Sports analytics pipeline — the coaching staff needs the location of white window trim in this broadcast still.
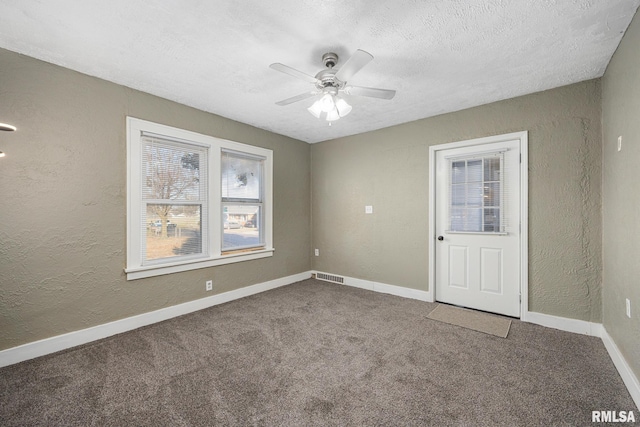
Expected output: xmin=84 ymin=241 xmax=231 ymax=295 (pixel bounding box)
xmin=125 ymin=117 xmax=273 ymax=280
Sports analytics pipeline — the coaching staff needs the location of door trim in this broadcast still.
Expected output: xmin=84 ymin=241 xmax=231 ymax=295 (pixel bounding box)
xmin=428 ymin=131 xmax=528 ymax=319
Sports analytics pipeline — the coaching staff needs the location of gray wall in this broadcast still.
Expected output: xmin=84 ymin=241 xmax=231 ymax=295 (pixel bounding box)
xmin=602 ymin=10 xmax=640 ymax=378
xmin=312 ymin=80 xmax=602 ymax=323
xmin=0 ymin=48 xmax=311 ymax=351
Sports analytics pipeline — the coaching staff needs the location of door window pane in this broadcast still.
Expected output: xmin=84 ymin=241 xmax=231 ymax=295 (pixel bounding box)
xmin=451 ymin=208 xmax=465 ymax=231
xmin=451 ymin=183 xmax=465 ymax=206
xmin=484 ymin=183 xmax=500 ymax=207
xmin=452 ymin=161 xmax=466 ymax=183
xmin=466 ymin=160 xmax=483 ymax=182
xmin=465 ymin=208 xmax=482 ymax=232
xmin=483 ymin=208 xmax=501 ymax=232
xmin=449 ymin=153 xmax=504 ymax=233
xmin=466 ymin=183 xmax=483 ymax=207
xmin=484 ymin=157 xmax=501 ymax=181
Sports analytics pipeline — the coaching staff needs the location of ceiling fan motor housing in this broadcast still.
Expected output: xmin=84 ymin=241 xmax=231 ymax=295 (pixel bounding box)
xmin=322 ymin=52 xmax=338 ymax=68
xmin=316 ymin=52 xmax=344 ymax=90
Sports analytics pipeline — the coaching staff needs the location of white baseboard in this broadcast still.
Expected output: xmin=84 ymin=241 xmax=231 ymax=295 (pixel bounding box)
xmin=313 ymin=271 xmax=432 ymax=302
xmin=0 ymin=271 xmax=312 ymax=368
xmin=602 ymin=328 xmax=640 ymax=410
xmin=523 ymin=310 xmax=603 ymax=337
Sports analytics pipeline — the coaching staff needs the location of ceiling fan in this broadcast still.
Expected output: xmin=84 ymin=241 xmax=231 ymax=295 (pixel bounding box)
xmin=270 ymin=49 xmax=396 ymax=122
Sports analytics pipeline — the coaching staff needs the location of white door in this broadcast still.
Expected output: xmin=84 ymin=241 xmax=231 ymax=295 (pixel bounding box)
xmin=434 ymin=138 xmax=521 ymax=317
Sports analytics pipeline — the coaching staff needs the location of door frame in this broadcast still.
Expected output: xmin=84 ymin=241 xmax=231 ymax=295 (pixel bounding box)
xmin=428 ymin=131 xmax=529 ymax=319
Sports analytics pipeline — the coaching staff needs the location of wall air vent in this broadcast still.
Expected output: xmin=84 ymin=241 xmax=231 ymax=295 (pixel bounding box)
xmin=315 ymin=272 xmax=345 ymax=284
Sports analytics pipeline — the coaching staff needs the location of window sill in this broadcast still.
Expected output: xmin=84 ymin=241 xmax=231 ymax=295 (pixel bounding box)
xmin=125 ymin=248 xmax=274 ymax=280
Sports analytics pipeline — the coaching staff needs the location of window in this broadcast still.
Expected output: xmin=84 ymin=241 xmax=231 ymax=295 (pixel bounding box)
xmin=222 ymin=151 xmax=265 ymax=251
xmin=142 ymin=136 xmax=207 ymax=263
xmin=126 ymin=118 xmax=273 ymax=280
xmin=448 ymin=151 xmax=505 ymax=233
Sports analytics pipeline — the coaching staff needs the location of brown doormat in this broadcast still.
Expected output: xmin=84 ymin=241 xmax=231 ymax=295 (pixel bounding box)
xmin=427 ymin=304 xmax=512 ymax=338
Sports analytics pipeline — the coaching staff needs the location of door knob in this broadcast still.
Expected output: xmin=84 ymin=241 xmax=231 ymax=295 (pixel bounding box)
xmin=437 ymin=236 xmax=444 ymax=241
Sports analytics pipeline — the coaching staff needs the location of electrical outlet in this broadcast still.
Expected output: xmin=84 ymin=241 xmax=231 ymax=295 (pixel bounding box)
xmin=365 ymin=205 xmax=373 ymax=214
xmin=314 ymin=249 xmax=319 ymax=256
xmin=206 ymin=280 xmax=213 ymax=291
xmin=626 ymin=298 xmax=631 ymax=318
xmin=617 ymin=136 xmax=622 ymax=152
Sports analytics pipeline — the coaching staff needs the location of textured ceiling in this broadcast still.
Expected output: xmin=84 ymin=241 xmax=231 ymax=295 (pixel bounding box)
xmin=1 ymin=0 xmax=638 ymax=143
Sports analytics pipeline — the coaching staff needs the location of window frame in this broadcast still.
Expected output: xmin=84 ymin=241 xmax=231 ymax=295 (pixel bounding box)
xmin=126 ymin=117 xmax=273 ymax=280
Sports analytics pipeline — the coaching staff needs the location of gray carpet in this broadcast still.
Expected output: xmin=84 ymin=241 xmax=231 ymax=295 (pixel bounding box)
xmin=0 ymin=279 xmax=636 ymax=426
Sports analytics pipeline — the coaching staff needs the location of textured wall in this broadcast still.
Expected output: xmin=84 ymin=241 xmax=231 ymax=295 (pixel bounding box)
xmin=0 ymin=48 xmax=311 ymax=351
xmin=312 ymin=80 xmax=602 ymax=322
xmin=0 ymin=44 xmax=609 ymax=353
xmin=602 ymin=10 xmax=640 ymax=378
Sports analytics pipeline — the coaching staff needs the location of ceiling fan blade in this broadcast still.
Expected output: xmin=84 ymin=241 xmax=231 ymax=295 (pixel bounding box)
xmin=270 ymin=63 xmax=319 ymax=84
xmin=344 ymin=85 xmax=396 ymax=100
xmin=275 ymin=91 xmax=318 ymax=106
xmin=334 ymin=49 xmax=374 ymax=82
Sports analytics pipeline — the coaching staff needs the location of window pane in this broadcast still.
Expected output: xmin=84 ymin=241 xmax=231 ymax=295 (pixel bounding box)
xmin=223 ymin=205 xmax=262 ymax=250
xmin=143 ymin=138 xmax=202 ymax=201
xmin=145 ymin=204 xmax=202 ymax=261
xmin=484 ymin=157 xmax=500 ymax=181
xmin=467 ymin=160 xmax=483 ymax=182
xmin=222 ymin=152 xmax=262 ymax=200
xmin=451 ymin=183 xmax=465 ymax=206
xmin=464 ymin=208 xmax=482 ymax=232
xmin=448 ymin=152 xmax=504 ymax=233
xmin=451 ymin=161 xmax=466 ymax=183
xmin=450 ymin=208 xmax=465 ymax=231
xmin=484 ymin=182 xmax=500 ymax=207
xmin=466 ymin=183 xmax=483 ymax=206
xmin=484 ymin=208 xmax=501 ymax=232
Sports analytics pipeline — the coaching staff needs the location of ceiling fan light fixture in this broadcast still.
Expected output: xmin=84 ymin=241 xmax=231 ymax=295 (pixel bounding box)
xmin=319 ymin=93 xmax=335 ymax=113
xmin=335 ymin=97 xmax=352 ymax=117
xmin=307 ymin=100 xmax=323 ymax=118
xmin=273 ymin=49 xmax=395 ymax=125
xmin=326 ymin=108 xmax=341 ymax=122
